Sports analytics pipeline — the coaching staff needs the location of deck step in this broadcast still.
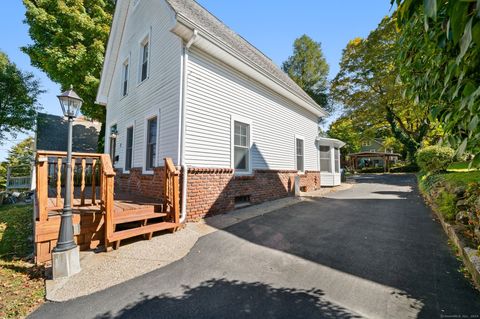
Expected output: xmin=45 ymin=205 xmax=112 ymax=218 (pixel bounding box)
xmin=113 ymin=211 xmax=168 ymax=225
xmin=109 ymin=222 xmax=179 ymax=242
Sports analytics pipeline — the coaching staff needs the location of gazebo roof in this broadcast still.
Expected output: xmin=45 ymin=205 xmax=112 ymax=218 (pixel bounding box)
xmin=348 ymin=151 xmax=402 ymax=158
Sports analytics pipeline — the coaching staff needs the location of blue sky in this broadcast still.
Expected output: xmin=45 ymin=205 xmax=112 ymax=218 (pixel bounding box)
xmin=0 ymin=0 xmax=393 ymax=160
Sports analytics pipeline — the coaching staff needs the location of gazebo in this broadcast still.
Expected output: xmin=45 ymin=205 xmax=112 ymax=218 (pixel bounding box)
xmin=348 ymin=151 xmax=401 ymax=173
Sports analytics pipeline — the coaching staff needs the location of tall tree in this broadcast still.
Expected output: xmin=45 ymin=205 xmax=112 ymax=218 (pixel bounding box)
xmin=393 ymin=0 xmax=480 ymax=159
xmin=331 ymin=16 xmax=435 ymax=161
xmin=0 ymin=51 xmax=42 ymax=142
xmin=0 ymin=137 xmax=34 ymax=189
xmin=282 ymin=35 xmax=331 ymax=113
xmin=327 ymin=116 xmax=362 ymax=160
xmin=22 ymin=0 xmax=115 ymax=124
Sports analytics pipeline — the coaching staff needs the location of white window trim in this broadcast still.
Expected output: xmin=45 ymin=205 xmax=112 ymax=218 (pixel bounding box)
xmin=294 ymin=135 xmax=305 ymax=174
xmin=121 ymin=56 xmax=130 ymax=98
xmin=137 ymin=28 xmax=151 ymax=85
xmin=124 ymin=122 xmax=135 ymax=174
xmin=231 ymin=114 xmax=253 ymax=175
xmin=143 ymin=111 xmax=159 ymax=174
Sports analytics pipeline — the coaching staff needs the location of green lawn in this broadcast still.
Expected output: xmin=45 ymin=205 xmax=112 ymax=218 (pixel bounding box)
xmin=448 ymin=161 xmax=480 ymax=172
xmin=0 ymin=204 xmax=45 ymax=319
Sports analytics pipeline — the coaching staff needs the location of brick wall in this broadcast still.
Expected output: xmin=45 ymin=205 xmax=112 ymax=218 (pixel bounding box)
xmin=115 ymin=166 xmax=320 ymax=221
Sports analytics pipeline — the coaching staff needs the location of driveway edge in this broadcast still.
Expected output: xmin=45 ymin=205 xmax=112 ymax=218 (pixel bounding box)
xmin=421 ymin=193 xmax=480 ymax=290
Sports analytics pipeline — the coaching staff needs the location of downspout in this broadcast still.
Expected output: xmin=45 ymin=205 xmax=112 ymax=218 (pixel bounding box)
xmin=179 ymin=29 xmax=199 ymax=223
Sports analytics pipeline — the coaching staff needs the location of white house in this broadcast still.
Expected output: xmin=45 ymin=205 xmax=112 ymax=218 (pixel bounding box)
xmin=96 ymin=0 xmax=338 ymax=220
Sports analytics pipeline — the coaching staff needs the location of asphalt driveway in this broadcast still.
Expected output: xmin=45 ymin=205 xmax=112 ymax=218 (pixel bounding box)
xmin=30 ymin=174 xmax=480 ymax=318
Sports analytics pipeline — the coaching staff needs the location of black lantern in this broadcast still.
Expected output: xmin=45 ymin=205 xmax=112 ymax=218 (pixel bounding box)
xmin=57 ymin=85 xmax=83 ymax=118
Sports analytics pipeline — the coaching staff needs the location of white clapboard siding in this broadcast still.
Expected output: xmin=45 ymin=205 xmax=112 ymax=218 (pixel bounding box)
xmin=105 ymin=0 xmax=182 ymax=172
xmin=185 ymin=48 xmax=320 ymax=171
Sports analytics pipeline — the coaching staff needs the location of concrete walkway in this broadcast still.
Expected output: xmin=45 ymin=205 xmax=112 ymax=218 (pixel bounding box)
xmin=31 ymin=175 xmax=480 ymax=318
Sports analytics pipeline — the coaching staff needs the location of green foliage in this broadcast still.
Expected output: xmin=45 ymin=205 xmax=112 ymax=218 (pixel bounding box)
xmin=0 ymin=51 xmax=42 ymax=142
xmin=327 ymin=116 xmax=361 ymax=157
xmin=22 ymin=0 xmax=115 ymax=123
xmin=282 ymin=35 xmax=331 ymax=113
xmin=437 ymin=190 xmax=457 ymax=221
xmin=0 ymin=205 xmax=45 ymax=318
xmin=393 ymin=0 xmax=480 ymax=161
xmin=390 ymin=163 xmax=419 ymax=173
xmin=416 ymin=145 xmax=455 ymax=173
xmin=5 ymin=137 xmax=34 ymax=177
xmin=331 ymin=17 xmax=437 ymax=161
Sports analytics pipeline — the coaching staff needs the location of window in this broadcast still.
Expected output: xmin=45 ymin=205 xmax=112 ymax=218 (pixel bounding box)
xmin=362 ymin=141 xmax=371 ymax=147
xmin=320 ymin=146 xmax=331 ymax=173
xmin=122 ymin=60 xmax=129 ymax=96
xmin=140 ymin=40 xmax=149 ymax=82
xmin=125 ymin=126 xmax=133 ymax=171
xmin=146 ymin=117 xmax=157 ymax=170
xmin=233 ymin=121 xmax=250 ymax=172
xmin=295 ymin=138 xmax=304 ymax=172
xmin=334 ymin=147 xmax=340 ymax=173
xmin=109 ymin=124 xmax=118 ymax=165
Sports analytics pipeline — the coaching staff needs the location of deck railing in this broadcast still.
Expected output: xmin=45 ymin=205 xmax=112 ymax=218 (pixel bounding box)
xmin=163 ymin=158 xmax=180 ymax=223
xmin=35 ymin=150 xmax=115 ymax=222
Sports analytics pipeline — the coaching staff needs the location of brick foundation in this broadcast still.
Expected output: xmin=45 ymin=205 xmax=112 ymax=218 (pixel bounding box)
xmin=115 ymin=167 xmax=320 ymax=221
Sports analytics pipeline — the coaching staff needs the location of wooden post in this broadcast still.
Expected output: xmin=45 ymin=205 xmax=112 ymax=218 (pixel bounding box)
xmin=81 ymin=158 xmax=86 ymax=206
xmin=91 ymin=159 xmax=97 ymax=205
xmin=104 ymin=175 xmax=114 ymax=252
xmin=56 ymin=158 xmax=62 ymax=207
xmin=36 ymin=156 xmax=49 ymax=222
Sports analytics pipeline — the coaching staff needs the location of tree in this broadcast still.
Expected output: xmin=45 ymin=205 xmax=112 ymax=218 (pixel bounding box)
xmin=282 ymin=35 xmax=331 ymax=113
xmin=0 ymin=51 xmax=42 ymax=142
xmin=327 ymin=116 xmax=361 ymax=160
xmin=0 ymin=137 xmax=34 ymax=190
xmin=331 ymin=16 xmax=435 ymax=162
xmin=392 ymin=0 xmax=480 ymax=160
xmin=22 ymin=0 xmax=115 ymax=125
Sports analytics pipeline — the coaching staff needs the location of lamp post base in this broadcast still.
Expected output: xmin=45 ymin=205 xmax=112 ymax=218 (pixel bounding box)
xmin=52 ymin=246 xmax=81 ymax=279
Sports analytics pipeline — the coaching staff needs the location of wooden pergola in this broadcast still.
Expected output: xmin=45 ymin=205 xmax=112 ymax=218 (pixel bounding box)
xmin=348 ymin=151 xmax=401 ymax=173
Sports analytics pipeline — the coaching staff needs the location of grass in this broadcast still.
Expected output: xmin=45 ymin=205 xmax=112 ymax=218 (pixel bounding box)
xmin=448 ymin=161 xmax=480 ymax=172
xmin=0 ymin=204 xmax=45 ymax=319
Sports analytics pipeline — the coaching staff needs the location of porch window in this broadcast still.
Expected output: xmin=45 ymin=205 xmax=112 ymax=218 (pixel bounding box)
xmin=122 ymin=60 xmax=129 ymax=96
xmin=334 ymin=147 xmax=340 ymax=173
xmin=320 ymin=146 xmax=331 ymax=173
xmin=146 ymin=117 xmax=157 ymax=170
xmin=125 ymin=126 xmax=133 ymax=171
xmin=233 ymin=121 xmax=250 ymax=172
xmin=296 ymin=138 xmax=304 ymax=172
xmin=140 ymin=39 xmax=149 ymax=82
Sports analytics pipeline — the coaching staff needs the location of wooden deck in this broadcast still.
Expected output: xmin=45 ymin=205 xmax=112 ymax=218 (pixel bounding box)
xmin=34 ymin=152 xmax=181 ymax=264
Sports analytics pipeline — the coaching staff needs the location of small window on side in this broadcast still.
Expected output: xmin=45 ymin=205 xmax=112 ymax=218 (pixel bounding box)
xmin=125 ymin=126 xmax=134 ymax=171
xmin=320 ymin=146 xmax=331 ymax=173
xmin=296 ymin=138 xmax=304 ymax=172
xmin=122 ymin=60 xmax=129 ymax=96
xmin=146 ymin=117 xmax=157 ymax=170
xmin=233 ymin=121 xmax=250 ymax=172
xmin=140 ymin=40 xmax=149 ymax=82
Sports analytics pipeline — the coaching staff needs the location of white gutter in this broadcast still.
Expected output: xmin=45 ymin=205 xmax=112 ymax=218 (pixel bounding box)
xmin=179 ymin=29 xmax=199 ymax=223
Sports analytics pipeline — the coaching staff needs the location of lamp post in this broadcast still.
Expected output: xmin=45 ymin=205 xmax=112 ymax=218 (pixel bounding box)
xmin=52 ymin=85 xmax=83 ymax=279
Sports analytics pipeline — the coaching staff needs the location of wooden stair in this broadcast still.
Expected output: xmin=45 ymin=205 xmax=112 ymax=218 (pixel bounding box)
xmin=102 ymin=157 xmax=181 ymax=252
xmin=108 ymin=204 xmax=178 ymax=250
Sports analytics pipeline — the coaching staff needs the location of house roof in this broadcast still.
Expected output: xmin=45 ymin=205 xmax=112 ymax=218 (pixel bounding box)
xmin=35 ymin=113 xmax=101 ymax=153
xmin=165 ymin=0 xmax=324 ymax=114
xmin=97 ymin=0 xmax=326 ymax=116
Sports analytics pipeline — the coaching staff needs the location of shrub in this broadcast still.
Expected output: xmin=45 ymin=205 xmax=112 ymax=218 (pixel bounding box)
xmin=390 ymin=164 xmax=419 ymax=173
xmin=436 ymin=190 xmax=457 ymax=221
xmin=416 ymin=146 xmax=455 ymax=173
